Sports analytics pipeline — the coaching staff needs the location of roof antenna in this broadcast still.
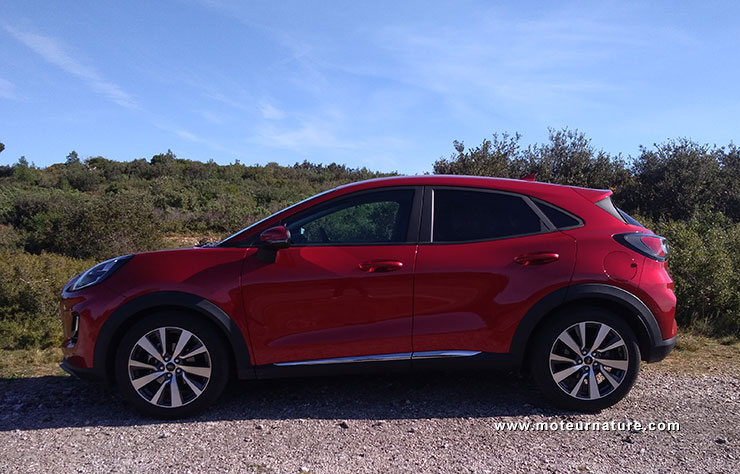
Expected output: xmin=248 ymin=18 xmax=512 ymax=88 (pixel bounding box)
xmin=520 ymin=173 xmax=536 ymax=182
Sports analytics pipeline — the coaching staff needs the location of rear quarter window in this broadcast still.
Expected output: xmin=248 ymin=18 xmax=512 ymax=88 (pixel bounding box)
xmin=533 ymin=200 xmax=583 ymax=230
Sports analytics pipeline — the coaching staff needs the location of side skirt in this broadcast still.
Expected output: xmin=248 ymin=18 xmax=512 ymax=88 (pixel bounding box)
xmin=254 ymin=351 xmax=518 ymax=379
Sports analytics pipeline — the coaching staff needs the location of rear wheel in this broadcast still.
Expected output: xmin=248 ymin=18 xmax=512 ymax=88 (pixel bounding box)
xmin=114 ymin=311 xmax=229 ymax=418
xmin=530 ymin=307 xmax=641 ymax=411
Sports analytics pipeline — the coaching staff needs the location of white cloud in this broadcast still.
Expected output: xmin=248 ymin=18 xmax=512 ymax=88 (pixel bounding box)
xmin=151 ymin=120 xmax=243 ymax=158
xmin=2 ymin=23 xmax=137 ymax=109
xmin=0 ymin=78 xmax=17 ymax=100
xmin=334 ymin=10 xmax=695 ymax=119
xmin=201 ymin=110 xmax=225 ymax=124
xmin=259 ymin=100 xmax=285 ymax=120
xmin=174 ymin=129 xmax=199 ymax=142
xmin=256 ymin=119 xmax=355 ymax=151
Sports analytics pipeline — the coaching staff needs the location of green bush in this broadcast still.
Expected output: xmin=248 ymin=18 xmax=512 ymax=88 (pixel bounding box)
xmin=0 ymin=250 xmax=95 ymax=349
xmin=649 ymin=211 xmax=740 ymax=338
xmin=6 ymin=190 xmax=163 ymax=259
xmin=2 ymin=143 xmax=740 ymax=348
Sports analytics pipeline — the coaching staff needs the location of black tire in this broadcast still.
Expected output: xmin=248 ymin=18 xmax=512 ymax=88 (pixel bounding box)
xmin=114 ymin=311 xmax=230 ymax=418
xmin=530 ymin=306 xmax=641 ymax=412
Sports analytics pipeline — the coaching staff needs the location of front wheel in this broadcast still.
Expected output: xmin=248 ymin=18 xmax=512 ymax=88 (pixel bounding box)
xmin=114 ymin=311 xmax=229 ymax=418
xmin=530 ymin=307 xmax=641 ymax=411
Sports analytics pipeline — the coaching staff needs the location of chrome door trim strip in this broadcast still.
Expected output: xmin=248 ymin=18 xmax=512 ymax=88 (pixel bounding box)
xmin=274 ymin=352 xmax=411 ymax=366
xmin=273 ymin=350 xmax=482 ymax=366
xmin=411 ymin=350 xmax=481 ymax=359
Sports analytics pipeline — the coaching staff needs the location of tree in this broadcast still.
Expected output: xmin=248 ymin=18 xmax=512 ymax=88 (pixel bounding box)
xmin=150 ymin=149 xmax=176 ymax=165
xmin=11 ymin=156 xmax=38 ymax=184
xmin=433 ymin=129 xmax=632 ymax=195
xmin=719 ymin=143 xmax=740 ymax=221
xmin=433 ymin=132 xmax=524 ymax=178
xmin=0 ymin=142 xmax=5 ymax=154
xmin=65 ymin=151 xmax=80 ymax=165
xmin=522 ymin=128 xmax=632 ymax=192
xmin=629 ymin=139 xmax=723 ymax=221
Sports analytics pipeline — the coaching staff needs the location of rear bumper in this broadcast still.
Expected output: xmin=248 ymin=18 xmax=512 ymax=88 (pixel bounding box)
xmin=644 ymin=335 xmax=676 ymax=363
xmin=60 ymin=358 xmax=102 ymax=381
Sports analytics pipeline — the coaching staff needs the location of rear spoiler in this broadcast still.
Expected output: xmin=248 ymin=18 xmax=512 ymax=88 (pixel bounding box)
xmin=573 ymin=187 xmax=612 ymax=202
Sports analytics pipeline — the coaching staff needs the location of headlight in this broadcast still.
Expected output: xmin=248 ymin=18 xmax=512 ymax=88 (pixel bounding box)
xmin=70 ymin=255 xmax=133 ymax=291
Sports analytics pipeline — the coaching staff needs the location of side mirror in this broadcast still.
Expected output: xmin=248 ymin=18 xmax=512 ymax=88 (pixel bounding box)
xmin=259 ymin=225 xmax=291 ymax=249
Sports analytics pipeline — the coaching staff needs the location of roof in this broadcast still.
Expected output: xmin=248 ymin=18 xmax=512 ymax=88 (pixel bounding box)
xmin=334 ymin=174 xmax=609 ymax=199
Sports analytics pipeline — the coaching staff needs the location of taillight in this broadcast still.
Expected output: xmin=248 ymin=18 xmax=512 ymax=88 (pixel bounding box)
xmin=614 ymin=233 xmax=668 ymax=261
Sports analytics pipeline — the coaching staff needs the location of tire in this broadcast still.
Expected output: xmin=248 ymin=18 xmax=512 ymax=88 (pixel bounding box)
xmin=530 ymin=306 xmax=641 ymax=412
xmin=114 ymin=311 xmax=230 ymax=418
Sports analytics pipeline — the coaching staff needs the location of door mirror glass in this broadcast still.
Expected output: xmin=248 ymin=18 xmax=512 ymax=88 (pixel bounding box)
xmin=259 ymin=225 xmax=291 ymax=249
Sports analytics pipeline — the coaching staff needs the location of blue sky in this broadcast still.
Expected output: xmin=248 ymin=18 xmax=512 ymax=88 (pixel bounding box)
xmin=1 ymin=1 xmax=738 ymax=174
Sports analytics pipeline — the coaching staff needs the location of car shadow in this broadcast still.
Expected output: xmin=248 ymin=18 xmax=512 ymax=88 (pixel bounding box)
xmin=0 ymin=370 xmax=568 ymax=431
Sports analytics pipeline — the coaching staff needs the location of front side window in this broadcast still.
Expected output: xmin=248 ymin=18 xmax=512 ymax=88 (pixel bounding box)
xmin=286 ymin=189 xmax=414 ymax=245
xmin=433 ymin=189 xmax=544 ymax=242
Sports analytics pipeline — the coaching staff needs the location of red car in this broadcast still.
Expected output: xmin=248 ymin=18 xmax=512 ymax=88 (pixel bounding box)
xmin=60 ymin=175 xmax=677 ymax=418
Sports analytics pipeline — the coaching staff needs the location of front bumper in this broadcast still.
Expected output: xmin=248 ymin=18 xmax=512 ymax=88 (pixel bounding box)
xmin=60 ymin=358 xmax=102 ymax=381
xmin=60 ymin=283 xmax=125 ymax=375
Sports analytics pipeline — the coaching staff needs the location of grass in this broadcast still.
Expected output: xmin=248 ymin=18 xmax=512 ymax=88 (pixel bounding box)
xmin=2 ymin=332 xmax=738 ymax=380
xmin=161 ymin=233 xmax=224 ymax=248
xmin=650 ymin=332 xmax=740 ymax=377
xmin=0 ymin=347 xmax=66 ymax=378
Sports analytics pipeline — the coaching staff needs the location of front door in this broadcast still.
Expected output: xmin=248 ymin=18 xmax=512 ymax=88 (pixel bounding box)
xmin=241 ymin=188 xmax=420 ymax=366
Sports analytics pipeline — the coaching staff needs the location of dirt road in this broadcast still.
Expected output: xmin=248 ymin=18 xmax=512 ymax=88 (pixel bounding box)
xmin=0 ymin=364 xmax=737 ymax=473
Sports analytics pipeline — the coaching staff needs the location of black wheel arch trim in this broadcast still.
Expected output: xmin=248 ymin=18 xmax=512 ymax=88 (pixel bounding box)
xmin=511 ymin=283 xmax=667 ymax=365
xmin=93 ymin=291 xmax=255 ymax=381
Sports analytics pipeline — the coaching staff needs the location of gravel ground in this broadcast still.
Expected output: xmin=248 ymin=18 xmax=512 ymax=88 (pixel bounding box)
xmin=0 ymin=364 xmax=737 ymax=473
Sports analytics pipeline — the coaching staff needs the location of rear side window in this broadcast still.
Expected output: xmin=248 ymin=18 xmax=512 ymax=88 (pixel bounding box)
xmin=533 ymin=200 xmax=582 ymax=229
xmin=433 ymin=189 xmax=543 ymax=242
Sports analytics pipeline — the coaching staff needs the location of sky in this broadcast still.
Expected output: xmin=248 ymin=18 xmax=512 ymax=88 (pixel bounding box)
xmin=1 ymin=1 xmax=738 ymax=174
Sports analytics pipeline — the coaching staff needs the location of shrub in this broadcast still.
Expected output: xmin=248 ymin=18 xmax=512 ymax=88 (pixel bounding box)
xmin=6 ymin=190 xmax=163 ymax=259
xmin=650 ymin=211 xmax=740 ymax=338
xmin=0 ymin=250 xmax=95 ymax=349
xmin=627 ymin=139 xmax=724 ymax=221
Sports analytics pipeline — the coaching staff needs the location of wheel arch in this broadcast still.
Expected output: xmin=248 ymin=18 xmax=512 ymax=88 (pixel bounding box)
xmin=94 ymin=291 xmax=255 ymax=384
xmin=512 ymin=283 xmax=663 ymax=368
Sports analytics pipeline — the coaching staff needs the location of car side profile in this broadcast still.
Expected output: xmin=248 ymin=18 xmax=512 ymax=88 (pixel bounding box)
xmin=59 ymin=175 xmax=677 ymax=418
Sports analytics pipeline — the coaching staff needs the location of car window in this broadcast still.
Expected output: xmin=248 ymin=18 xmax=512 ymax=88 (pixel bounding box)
xmin=433 ymin=189 xmax=544 ymax=242
xmin=286 ymin=189 xmax=414 ymax=245
xmin=618 ymin=208 xmax=644 ymax=227
xmin=533 ymin=199 xmax=583 ymax=229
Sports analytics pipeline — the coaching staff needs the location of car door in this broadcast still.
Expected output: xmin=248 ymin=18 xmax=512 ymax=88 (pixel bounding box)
xmin=241 ymin=187 xmax=420 ymax=366
xmin=412 ymin=187 xmax=577 ymax=355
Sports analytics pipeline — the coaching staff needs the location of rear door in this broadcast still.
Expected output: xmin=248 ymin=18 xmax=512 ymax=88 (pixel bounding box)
xmin=412 ymin=187 xmax=577 ymax=355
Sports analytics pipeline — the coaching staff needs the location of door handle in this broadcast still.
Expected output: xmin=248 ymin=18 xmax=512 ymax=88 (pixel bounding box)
xmin=514 ymin=252 xmax=560 ymax=266
xmin=358 ymin=260 xmax=404 ymax=273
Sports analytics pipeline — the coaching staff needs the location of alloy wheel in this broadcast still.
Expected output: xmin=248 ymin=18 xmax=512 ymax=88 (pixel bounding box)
xmin=548 ymin=321 xmax=629 ymax=400
xmin=127 ymin=326 xmax=212 ymax=408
